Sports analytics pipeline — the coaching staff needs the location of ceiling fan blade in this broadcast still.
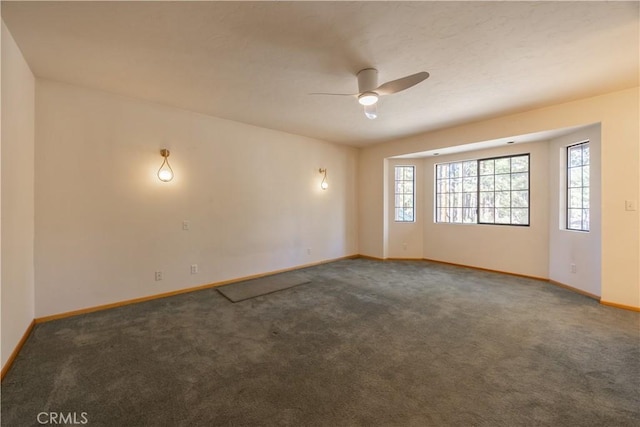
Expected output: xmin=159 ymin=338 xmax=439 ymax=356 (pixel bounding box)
xmin=375 ymin=72 xmax=430 ymax=96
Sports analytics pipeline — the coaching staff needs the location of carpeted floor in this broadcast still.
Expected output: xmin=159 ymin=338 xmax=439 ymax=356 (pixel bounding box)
xmin=2 ymin=259 xmax=639 ymax=426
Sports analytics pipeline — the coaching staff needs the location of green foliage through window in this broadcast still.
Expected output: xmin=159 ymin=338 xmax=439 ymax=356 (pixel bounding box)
xmin=395 ymin=166 xmax=415 ymax=222
xmin=567 ymin=142 xmax=589 ymax=231
xmin=436 ymin=154 xmax=530 ymax=226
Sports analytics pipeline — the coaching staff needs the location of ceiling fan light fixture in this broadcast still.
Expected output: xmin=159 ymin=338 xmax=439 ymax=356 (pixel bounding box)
xmin=310 ymin=67 xmax=429 ymax=119
xmin=358 ymin=92 xmax=379 ymax=106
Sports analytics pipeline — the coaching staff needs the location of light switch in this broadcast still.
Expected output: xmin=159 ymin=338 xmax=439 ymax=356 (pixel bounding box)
xmin=625 ymin=200 xmax=637 ymax=211
xmin=182 ymin=220 xmax=190 ymax=230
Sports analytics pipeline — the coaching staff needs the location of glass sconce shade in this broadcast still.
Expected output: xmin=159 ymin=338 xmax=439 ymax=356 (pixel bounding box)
xmin=319 ymin=168 xmax=328 ymax=190
xmin=158 ymin=149 xmax=174 ymax=182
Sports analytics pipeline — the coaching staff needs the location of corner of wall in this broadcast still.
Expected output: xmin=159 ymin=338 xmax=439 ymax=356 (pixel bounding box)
xmin=1 ymin=21 xmax=37 ymax=370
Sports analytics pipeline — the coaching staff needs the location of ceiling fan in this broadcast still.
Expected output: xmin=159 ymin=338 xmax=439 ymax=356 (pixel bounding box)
xmin=311 ymin=68 xmax=430 ymax=119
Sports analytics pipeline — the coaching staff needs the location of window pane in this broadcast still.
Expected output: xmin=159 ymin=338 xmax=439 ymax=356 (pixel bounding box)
xmin=582 ymin=146 xmax=590 ymax=165
xmin=569 ymin=168 xmax=582 ymax=187
xmin=463 ymin=208 xmax=477 ymax=223
xmin=495 ymin=208 xmax=511 ymax=224
xmin=582 ymin=209 xmax=590 ymax=230
xmin=463 ymin=161 xmax=477 ymax=177
xmin=495 ymin=174 xmax=510 ymax=191
xmin=450 ymin=178 xmax=461 ymax=193
xmin=568 ymin=188 xmax=582 ymax=208
xmin=479 ymin=208 xmax=494 ymax=222
xmin=582 ymin=165 xmax=589 ymax=184
xmin=436 ymin=165 xmax=447 ymax=179
xmin=404 ymin=167 xmax=414 ymax=180
xmin=463 ymin=192 xmax=477 ymax=208
xmin=463 ymin=177 xmax=477 ymax=192
xmin=404 ymin=208 xmax=414 ymax=221
xmin=582 ymin=187 xmax=589 ymax=208
xmin=566 ymin=142 xmax=591 ymax=231
xmin=480 ymin=176 xmax=494 ymax=191
xmin=512 ymin=191 xmax=529 ymax=208
xmin=451 ymin=193 xmax=461 ymax=207
xmin=479 ymin=160 xmax=494 ymax=175
xmin=566 ymin=143 xmax=589 ymax=231
xmin=511 ymin=208 xmax=528 ymax=225
xmin=443 ymin=208 xmax=452 ymax=222
xmin=511 ymin=156 xmax=529 ymax=172
xmin=395 ymin=166 xmax=415 ymax=222
xmin=495 ymin=191 xmax=511 ymax=207
xmin=403 ymin=195 xmax=414 ymax=208
xmin=451 ymin=207 xmax=462 ymax=223
xmin=450 ymin=163 xmax=462 ymax=178
xmin=568 ymin=208 xmax=582 ymax=229
xmin=404 ymin=181 xmax=413 ymax=194
xmin=569 ymin=147 xmax=582 ymax=167
xmin=511 ymin=173 xmax=528 ymax=190
xmin=495 ymin=158 xmax=510 ymax=174
xmin=480 ymin=191 xmax=494 ymax=208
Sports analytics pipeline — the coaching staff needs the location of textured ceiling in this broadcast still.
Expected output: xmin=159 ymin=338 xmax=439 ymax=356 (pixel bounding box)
xmin=2 ymin=1 xmax=638 ymax=146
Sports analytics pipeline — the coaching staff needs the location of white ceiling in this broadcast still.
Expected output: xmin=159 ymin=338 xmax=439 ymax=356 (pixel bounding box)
xmin=2 ymin=1 xmax=638 ymax=147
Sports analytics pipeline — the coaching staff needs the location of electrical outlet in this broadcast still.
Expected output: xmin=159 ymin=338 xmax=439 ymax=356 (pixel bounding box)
xmin=570 ymin=264 xmax=576 ymax=274
xmin=625 ymin=200 xmax=637 ymax=211
xmin=403 ymin=243 xmax=408 ymax=250
xmin=155 ymin=271 xmax=163 ymax=281
xmin=182 ymin=220 xmax=190 ymax=230
xmin=190 ymin=264 xmax=198 ymax=274
xmin=307 ymin=248 xmax=312 ymax=255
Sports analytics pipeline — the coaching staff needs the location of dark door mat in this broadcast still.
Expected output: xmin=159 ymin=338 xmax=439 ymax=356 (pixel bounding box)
xmin=217 ymin=273 xmax=310 ymax=302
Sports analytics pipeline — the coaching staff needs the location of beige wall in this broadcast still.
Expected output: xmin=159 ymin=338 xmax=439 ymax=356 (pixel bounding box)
xmin=358 ymin=149 xmax=385 ymax=259
xmin=548 ymin=125 xmax=601 ymax=296
xmin=1 ymin=21 xmax=36 ymax=368
xmin=386 ymin=158 xmax=423 ymax=259
xmin=34 ymin=80 xmax=358 ymax=318
xmin=360 ymin=88 xmax=639 ymax=308
xmin=599 ymin=94 xmax=640 ymax=306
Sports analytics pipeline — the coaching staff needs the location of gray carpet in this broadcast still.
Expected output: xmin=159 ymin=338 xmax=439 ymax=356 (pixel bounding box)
xmin=2 ymin=259 xmax=639 ymax=426
xmin=217 ymin=272 xmax=310 ymax=302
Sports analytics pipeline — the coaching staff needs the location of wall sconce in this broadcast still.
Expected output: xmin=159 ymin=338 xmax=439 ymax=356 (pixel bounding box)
xmin=319 ymin=168 xmax=328 ymax=190
xmin=157 ymin=149 xmax=174 ymax=182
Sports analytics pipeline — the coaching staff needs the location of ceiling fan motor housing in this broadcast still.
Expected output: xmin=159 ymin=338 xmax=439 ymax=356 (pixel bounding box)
xmin=357 ymin=68 xmax=378 ymax=93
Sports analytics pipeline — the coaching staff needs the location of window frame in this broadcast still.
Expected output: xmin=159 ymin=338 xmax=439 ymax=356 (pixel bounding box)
xmin=434 ymin=160 xmax=478 ymax=224
xmin=435 ymin=153 xmax=530 ymax=227
xmin=566 ymin=141 xmax=590 ymax=232
xmin=394 ymin=165 xmax=416 ymax=223
xmin=477 ymin=153 xmax=530 ymax=227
